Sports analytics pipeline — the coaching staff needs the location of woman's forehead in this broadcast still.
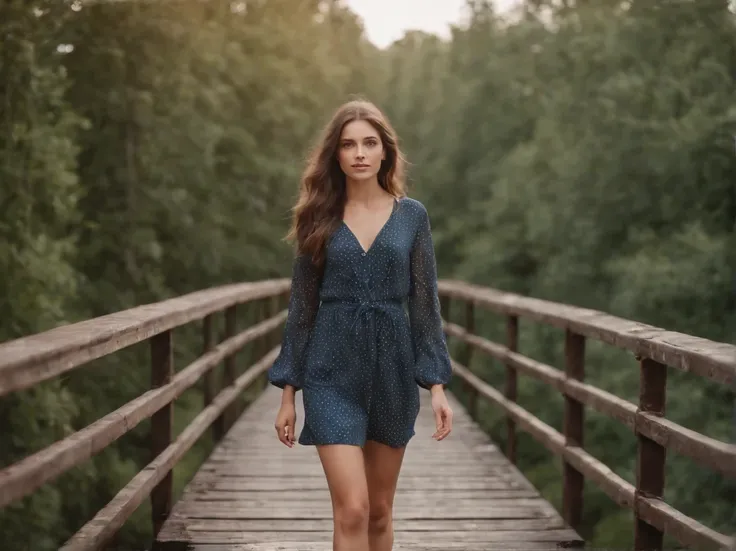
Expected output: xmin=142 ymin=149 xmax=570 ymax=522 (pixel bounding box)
xmin=341 ymin=119 xmax=380 ymax=140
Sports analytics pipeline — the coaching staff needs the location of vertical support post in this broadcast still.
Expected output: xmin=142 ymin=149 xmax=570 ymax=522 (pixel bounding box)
xmin=563 ymin=329 xmax=585 ymax=530
xmin=150 ymin=330 xmax=173 ymax=537
xmin=439 ymin=293 xmax=451 ymax=389
xmin=505 ymin=315 xmax=518 ymax=463
xmin=463 ymin=300 xmax=475 ymax=365
xmin=223 ymin=305 xmax=238 ymax=431
xmin=202 ymin=314 xmax=219 ymax=440
xmin=635 ymin=357 xmax=667 ymax=551
xmin=211 ymin=316 xmax=225 ymax=441
xmin=464 ymin=300 xmax=477 ymax=418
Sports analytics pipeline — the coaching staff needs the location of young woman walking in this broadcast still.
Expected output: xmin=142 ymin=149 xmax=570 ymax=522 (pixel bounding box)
xmin=268 ymin=99 xmax=453 ymax=551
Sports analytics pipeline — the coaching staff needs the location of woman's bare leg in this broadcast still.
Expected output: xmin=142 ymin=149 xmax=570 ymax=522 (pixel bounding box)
xmin=317 ymin=444 xmax=370 ymax=551
xmin=363 ymin=440 xmax=406 ymax=551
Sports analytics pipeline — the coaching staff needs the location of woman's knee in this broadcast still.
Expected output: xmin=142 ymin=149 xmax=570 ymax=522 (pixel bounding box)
xmin=335 ymin=497 xmax=370 ymax=533
xmin=368 ymin=500 xmax=392 ymax=532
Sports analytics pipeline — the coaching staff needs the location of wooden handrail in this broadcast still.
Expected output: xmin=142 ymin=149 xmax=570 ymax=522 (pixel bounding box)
xmin=0 ymin=279 xmax=290 ymax=396
xmin=0 ymin=279 xmax=290 ymax=551
xmin=437 ymin=279 xmax=736 ymax=551
xmin=439 ymin=280 xmax=735 ymax=385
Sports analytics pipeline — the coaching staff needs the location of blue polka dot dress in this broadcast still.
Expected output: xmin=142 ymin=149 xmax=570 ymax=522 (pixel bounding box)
xmin=268 ymin=197 xmax=452 ymax=448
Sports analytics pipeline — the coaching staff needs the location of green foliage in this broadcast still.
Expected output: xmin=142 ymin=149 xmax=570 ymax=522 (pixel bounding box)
xmin=1 ymin=0 xmax=734 ymax=549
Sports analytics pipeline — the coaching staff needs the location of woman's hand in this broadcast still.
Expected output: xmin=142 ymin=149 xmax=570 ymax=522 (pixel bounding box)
xmin=430 ymin=385 xmax=453 ymax=441
xmin=275 ymin=401 xmax=297 ymax=448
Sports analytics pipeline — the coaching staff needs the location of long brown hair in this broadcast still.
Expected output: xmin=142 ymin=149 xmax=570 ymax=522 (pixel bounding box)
xmin=286 ymin=99 xmax=407 ymax=268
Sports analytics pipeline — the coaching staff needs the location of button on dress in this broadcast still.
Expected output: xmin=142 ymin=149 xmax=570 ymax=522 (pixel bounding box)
xmin=268 ymin=197 xmax=452 ymax=448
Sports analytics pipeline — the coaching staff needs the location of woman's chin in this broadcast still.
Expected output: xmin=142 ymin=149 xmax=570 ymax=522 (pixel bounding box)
xmin=348 ymin=170 xmax=378 ymax=182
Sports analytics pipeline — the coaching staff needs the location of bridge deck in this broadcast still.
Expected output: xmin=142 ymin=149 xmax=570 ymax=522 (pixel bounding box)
xmin=155 ymin=386 xmax=582 ymax=550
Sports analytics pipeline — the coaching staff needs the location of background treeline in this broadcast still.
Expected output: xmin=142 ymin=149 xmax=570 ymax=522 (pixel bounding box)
xmin=1 ymin=0 xmax=734 ymax=549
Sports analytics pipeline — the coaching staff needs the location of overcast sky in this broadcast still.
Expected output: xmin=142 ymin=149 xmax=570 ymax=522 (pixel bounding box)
xmin=344 ymin=0 xmax=520 ymax=48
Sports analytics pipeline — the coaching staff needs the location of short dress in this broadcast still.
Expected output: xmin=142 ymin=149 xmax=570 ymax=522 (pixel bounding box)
xmin=267 ymin=196 xmax=452 ymax=448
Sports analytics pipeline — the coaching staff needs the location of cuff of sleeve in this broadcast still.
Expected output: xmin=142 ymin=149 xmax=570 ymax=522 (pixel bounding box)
xmin=414 ymin=361 xmax=452 ymax=390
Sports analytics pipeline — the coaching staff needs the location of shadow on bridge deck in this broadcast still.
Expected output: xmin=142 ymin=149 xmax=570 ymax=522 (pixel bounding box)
xmin=154 ymin=386 xmax=583 ymax=551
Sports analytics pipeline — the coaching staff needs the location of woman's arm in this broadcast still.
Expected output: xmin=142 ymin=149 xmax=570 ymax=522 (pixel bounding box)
xmin=407 ymin=204 xmax=452 ymax=390
xmin=268 ymin=253 xmax=321 ymax=392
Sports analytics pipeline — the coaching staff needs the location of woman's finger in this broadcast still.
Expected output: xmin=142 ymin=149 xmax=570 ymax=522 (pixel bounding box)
xmin=276 ymin=423 xmax=288 ymax=446
xmin=436 ymin=408 xmax=453 ymax=440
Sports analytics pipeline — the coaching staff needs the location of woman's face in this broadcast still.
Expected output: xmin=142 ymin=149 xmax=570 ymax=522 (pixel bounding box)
xmin=337 ymin=119 xmax=386 ymax=183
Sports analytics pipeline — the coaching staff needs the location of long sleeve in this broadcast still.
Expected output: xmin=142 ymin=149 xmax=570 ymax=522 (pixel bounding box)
xmin=407 ymin=205 xmax=452 ymax=390
xmin=268 ymin=253 xmax=321 ymax=391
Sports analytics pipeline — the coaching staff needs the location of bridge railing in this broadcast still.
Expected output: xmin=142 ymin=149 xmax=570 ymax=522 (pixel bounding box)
xmin=0 ymin=279 xmax=290 ymax=551
xmin=437 ymin=279 xmax=736 ymax=551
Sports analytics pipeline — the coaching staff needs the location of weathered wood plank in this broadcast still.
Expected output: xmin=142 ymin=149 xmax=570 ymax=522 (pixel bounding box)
xmin=158 ymin=517 xmax=568 ymax=534
xmin=177 ymin=543 xmax=575 ymax=550
xmin=182 ymin=476 xmax=530 ymax=492
xmin=156 ymin=386 xmax=581 ymax=549
xmin=171 ymin=503 xmax=556 ymax=519
xmin=185 ymin=489 xmax=541 ymax=501
xmin=173 ymin=529 xmax=582 ymax=543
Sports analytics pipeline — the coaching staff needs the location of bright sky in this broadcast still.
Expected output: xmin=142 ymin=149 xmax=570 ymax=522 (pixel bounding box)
xmin=344 ymin=0 xmax=520 ymax=48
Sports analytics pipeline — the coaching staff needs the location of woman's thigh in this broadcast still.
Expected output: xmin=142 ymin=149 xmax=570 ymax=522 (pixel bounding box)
xmin=317 ymin=444 xmax=369 ymax=510
xmin=363 ymin=440 xmax=406 ymax=515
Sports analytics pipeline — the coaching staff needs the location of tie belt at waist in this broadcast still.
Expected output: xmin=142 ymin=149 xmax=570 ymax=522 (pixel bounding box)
xmin=320 ymin=297 xmax=404 ymax=363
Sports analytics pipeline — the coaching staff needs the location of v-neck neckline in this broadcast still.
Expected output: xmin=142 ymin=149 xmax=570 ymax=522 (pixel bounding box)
xmin=342 ymin=197 xmax=399 ymax=256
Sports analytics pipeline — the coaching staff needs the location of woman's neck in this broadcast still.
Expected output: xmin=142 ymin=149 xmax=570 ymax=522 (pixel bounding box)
xmin=344 ymin=178 xmax=388 ymax=205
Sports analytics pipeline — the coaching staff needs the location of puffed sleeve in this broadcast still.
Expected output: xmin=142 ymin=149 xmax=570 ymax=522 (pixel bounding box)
xmin=268 ymin=253 xmax=321 ymax=391
xmin=407 ymin=205 xmax=453 ymax=390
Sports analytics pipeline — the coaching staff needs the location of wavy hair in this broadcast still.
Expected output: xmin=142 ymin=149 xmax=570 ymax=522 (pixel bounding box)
xmin=286 ymin=99 xmax=407 ymax=268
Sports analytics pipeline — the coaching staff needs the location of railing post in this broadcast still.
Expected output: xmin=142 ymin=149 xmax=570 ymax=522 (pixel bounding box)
xmin=464 ymin=299 xmax=477 ymax=418
xmin=150 ymin=330 xmax=173 ymax=537
xmin=635 ymin=357 xmax=667 ymax=551
xmin=202 ymin=314 xmax=220 ymax=442
xmin=505 ymin=315 xmax=518 ymax=463
xmin=223 ymin=305 xmax=238 ymax=431
xmin=563 ymin=329 xmax=585 ymax=530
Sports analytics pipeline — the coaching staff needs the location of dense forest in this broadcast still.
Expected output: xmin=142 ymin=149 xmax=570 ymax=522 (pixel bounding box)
xmin=1 ymin=0 xmax=734 ymax=549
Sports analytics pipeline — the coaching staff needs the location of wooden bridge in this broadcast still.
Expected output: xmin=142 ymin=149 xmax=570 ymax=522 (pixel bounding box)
xmin=0 ymin=279 xmax=734 ymax=551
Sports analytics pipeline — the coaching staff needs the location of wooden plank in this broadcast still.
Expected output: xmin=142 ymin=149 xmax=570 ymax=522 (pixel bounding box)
xmin=185 ymin=489 xmax=541 ymax=501
xmin=172 ymin=499 xmax=555 ymax=516
xmin=180 ymin=543 xmax=575 ymax=550
xmin=174 ymin=529 xmax=582 ymax=543
xmin=187 ymin=477 xmax=531 ymax=492
xmin=156 ymin=386 xmax=580 ymax=549
xmin=158 ymin=517 xmax=568 ymax=534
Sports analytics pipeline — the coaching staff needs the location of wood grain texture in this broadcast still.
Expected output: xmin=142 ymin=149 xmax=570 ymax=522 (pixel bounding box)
xmin=155 ymin=386 xmax=583 ymax=550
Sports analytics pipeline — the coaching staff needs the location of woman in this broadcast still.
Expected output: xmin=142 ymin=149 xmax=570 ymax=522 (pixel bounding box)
xmin=268 ymin=99 xmax=453 ymax=551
